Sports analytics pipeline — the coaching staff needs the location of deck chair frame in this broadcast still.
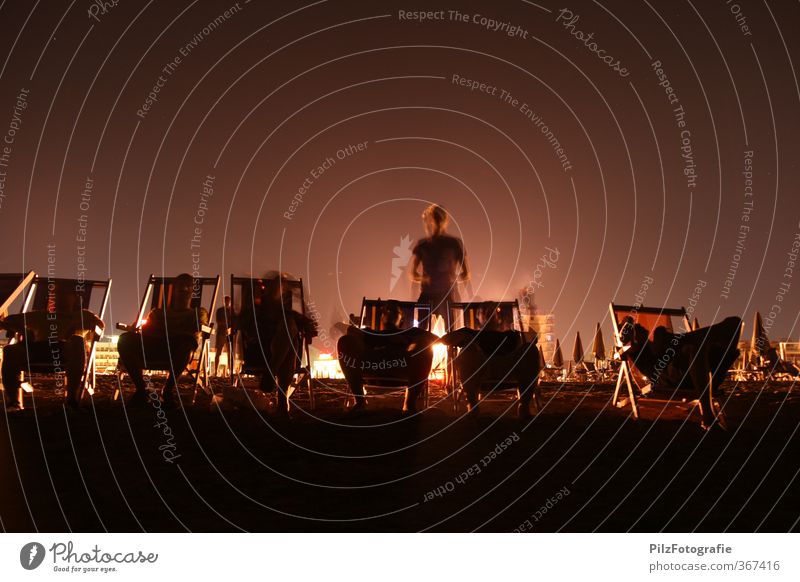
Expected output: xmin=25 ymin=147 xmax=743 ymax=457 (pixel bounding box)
xmin=116 ymin=274 xmax=219 ymax=401
xmin=352 ymin=297 xmax=435 ymax=408
xmin=609 ymin=302 xmax=692 ymax=419
xmin=0 ymin=271 xmax=36 ymax=316
xmin=446 ymin=300 xmax=541 ymax=413
xmin=228 ymin=275 xmax=315 ymax=408
xmin=16 ymin=276 xmax=111 ymax=402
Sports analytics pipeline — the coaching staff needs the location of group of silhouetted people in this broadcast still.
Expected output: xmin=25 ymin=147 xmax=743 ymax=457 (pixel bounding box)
xmin=2 ymin=203 xmax=747 ymax=428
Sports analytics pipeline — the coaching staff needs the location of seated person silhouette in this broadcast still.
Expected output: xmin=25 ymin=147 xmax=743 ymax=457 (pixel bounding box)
xmin=117 ymin=273 xmax=209 ymax=408
xmin=618 ymin=315 xmax=741 ymax=429
xmin=238 ymin=274 xmax=317 ymax=416
xmin=337 ymin=300 xmax=436 ymax=414
xmin=442 ymin=301 xmax=540 ymax=419
xmin=0 ymin=283 xmax=104 ymax=410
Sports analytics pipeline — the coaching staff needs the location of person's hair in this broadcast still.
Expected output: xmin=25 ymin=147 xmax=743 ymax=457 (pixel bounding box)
xmin=480 ymin=301 xmax=501 ymax=324
xmin=263 ymin=277 xmax=281 ymax=298
xmin=52 ymin=282 xmax=80 ymax=312
xmin=382 ymin=300 xmax=404 ymax=328
xmin=422 ymin=204 xmax=448 ymax=235
xmin=166 ymin=273 xmax=196 ymax=308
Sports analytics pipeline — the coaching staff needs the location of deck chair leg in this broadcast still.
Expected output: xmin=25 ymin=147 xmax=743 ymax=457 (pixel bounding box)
xmin=230 ymin=360 xmax=239 ymax=389
xmin=79 ymin=369 xmax=87 ymax=402
xmin=192 ymin=356 xmax=202 ymax=404
xmin=612 ymin=364 xmax=625 ymax=406
xmin=712 ymin=379 xmax=728 ymax=431
xmin=203 ymin=344 xmax=211 ymax=392
xmin=303 ymin=340 xmax=314 ymax=410
xmin=114 ymin=370 xmax=124 ymax=401
xmin=229 ymin=336 xmax=237 ymax=379
xmin=77 ymin=350 xmax=91 ymax=402
xmin=192 ymin=350 xmax=206 ymax=405
xmin=714 ymin=400 xmax=728 ymax=431
xmin=232 ymin=367 xmax=246 ymax=391
xmin=448 ymin=350 xmax=460 ymax=413
xmin=81 ymin=361 xmax=93 ymax=401
xmin=193 ymin=344 xmax=210 ymax=405
xmin=705 ymin=371 xmax=728 ymax=430
xmin=85 ymin=354 xmax=97 ymax=400
xmin=625 ymin=365 xmax=639 ymax=419
xmin=202 ymin=347 xmax=210 ymax=397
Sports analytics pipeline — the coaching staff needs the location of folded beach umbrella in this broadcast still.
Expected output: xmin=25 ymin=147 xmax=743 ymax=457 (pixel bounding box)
xmin=552 ymin=339 xmax=564 ymax=368
xmin=538 ymin=344 xmax=546 ymax=369
xmin=572 ymin=332 xmax=584 ymax=364
xmin=750 ymin=311 xmax=770 ymax=356
xmin=592 ymin=323 xmax=606 ymax=361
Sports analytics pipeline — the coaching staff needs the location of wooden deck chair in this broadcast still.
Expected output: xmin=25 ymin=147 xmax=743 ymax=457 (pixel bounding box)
xmin=777 ymin=342 xmax=800 ymax=379
xmin=0 ymin=271 xmax=36 ymax=394
xmin=349 ymin=297 xmax=435 ymax=408
xmin=446 ymin=300 xmax=541 ymax=412
xmin=778 ymin=341 xmax=800 ymax=366
xmin=228 ymin=275 xmax=315 ymax=408
xmin=609 ymin=302 xmax=692 ymax=419
xmin=16 ymin=276 xmax=110 ymax=402
xmin=115 ymin=274 xmax=219 ymax=401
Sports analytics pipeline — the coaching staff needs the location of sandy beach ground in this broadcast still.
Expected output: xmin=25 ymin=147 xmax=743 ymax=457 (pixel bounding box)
xmin=1 ymin=375 xmax=797 ymax=532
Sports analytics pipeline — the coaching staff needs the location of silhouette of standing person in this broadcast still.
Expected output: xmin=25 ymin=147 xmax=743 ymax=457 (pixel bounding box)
xmin=410 ymin=204 xmax=469 ymax=325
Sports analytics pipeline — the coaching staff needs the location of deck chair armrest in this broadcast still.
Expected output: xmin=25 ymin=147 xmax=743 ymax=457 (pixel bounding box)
xmin=116 ymin=322 xmax=136 ymax=332
xmin=201 ymin=323 xmax=213 ymax=336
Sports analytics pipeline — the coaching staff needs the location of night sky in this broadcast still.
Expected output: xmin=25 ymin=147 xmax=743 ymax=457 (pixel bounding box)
xmin=1 ymin=0 xmax=798 ymax=344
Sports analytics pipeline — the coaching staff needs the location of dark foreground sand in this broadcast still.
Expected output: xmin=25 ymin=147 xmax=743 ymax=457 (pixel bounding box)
xmin=1 ymin=376 xmax=797 ymax=532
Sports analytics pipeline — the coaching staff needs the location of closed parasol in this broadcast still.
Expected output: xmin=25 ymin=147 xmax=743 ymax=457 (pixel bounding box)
xmin=572 ymin=332 xmax=584 ymax=364
xmin=552 ymin=339 xmax=564 ymax=368
xmin=750 ymin=311 xmax=770 ymax=357
xmin=592 ymin=323 xmax=606 ymax=361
